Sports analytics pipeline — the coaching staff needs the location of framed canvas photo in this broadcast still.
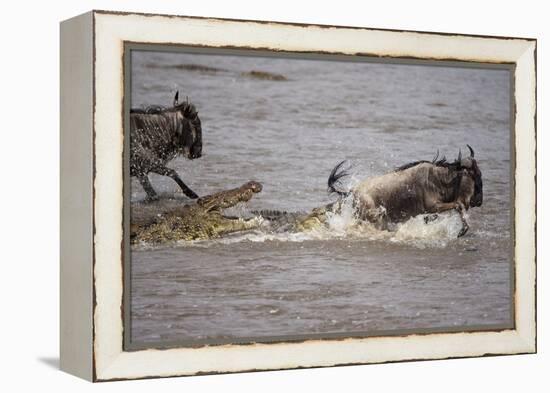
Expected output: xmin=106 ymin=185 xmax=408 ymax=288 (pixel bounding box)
xmin=60 ymin=10 xmax=537 ymax=381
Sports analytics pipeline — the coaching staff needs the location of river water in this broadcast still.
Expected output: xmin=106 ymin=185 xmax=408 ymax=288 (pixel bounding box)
xmin=129 ymin=50 xmax=513 ymax=346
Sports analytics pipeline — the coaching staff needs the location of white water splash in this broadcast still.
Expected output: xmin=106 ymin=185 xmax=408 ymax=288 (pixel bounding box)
xmin=132 ymin=184 xmax=466 ymax=250
xmin=170 ymin=201 xmax=467 ymax=249
xmin=325 ymin=196 xmax=356 ymax=234
xmin=392 ymin=211 xmax=465 ymax=248
xmin=325 ymin=196 xmax=463 ymax=248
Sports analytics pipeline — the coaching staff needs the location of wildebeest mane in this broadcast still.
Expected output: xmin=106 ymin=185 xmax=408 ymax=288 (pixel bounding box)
xmin=130 ymin=105 xmax=165 ymax=114
xmin=395 ymin=150 xmax=462 ymax=172
xmin=131 ymin=101 xmax=199 ymax=117
xmin=130 ymin=102 xmax=201 ymax=138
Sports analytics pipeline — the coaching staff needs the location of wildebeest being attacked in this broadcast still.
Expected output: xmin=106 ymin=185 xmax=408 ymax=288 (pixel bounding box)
xmin=130 ymin=91 xmax=202 ymax=201
xmin=327 ymin=145 xmax=483 ymax=237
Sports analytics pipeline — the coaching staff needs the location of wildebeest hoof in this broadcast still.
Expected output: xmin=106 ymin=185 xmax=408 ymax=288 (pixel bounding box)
xmin=144 ymin=198 xmax=159 ymax=204
xmin=424 ymin=214 xmax=439 ymax=224
xmin=144 ymin=195 xmax=160 ymax=203
xmin=457 ymin=225 xmax=469 ymax=237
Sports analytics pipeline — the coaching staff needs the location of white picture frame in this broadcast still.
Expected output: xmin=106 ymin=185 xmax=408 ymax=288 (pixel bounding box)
xmin=60 ymin=10 xmax=536 ymax=382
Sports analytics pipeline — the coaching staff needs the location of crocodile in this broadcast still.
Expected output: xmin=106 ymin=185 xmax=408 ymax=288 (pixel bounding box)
xmin=254 ymin=203 xmax=338 ymax=233
xmin=131 ymin=181 xmax=263 ymax=243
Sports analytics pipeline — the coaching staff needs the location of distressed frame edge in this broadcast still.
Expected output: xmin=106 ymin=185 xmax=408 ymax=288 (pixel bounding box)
xmin=59 ymin=11 xmax=95 ymax=381
xmin=512 ymin=40 xmax=537 ymax=353
xmin=92 ymin=8 xmax=538 ymax=42
xmin=90 ymin=11 xmax=537 ymax=381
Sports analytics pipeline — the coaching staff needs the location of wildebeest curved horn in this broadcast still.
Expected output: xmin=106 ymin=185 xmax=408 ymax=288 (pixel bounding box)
xmin=457 ymin=149 xmax=462 ymax=163
xmin=467 ymin=144 xmax=475 ymax=158
xmin=173 ymin=90 xmax=179 ymax=106
xmin=432 ymin=149 xmax=439 ymax=163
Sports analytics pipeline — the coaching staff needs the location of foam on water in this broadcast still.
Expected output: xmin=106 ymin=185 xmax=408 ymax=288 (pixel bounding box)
xmin=392 ymin=211 xmax=465 ymax=248
xmin=325 ymin=195 xmax=464 ymax=248
xmin=140 ymin=197 xmax=467 ymax=250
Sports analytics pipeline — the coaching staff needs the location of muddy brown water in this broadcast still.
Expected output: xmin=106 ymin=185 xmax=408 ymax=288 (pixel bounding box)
xmin=129 ymin=50 xmax=512 ymax=345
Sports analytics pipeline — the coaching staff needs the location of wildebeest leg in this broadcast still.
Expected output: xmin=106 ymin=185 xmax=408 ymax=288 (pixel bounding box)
xmin=456 ymin=204 xmax=469 ymax=237
xmin=428 ymin=202 xmax=460 ymax=213
xmin=428 ymin=202 xmax=469 ymax=237
xmin=357 ymin=205 xmax=389 ymax=230
xmin=138 ymin=175 xmax=159 ymax=202
xmin=151 ymin=166 xmax=199 ymax=199
xmin=354 ymin=195 xmax=390 ymax=230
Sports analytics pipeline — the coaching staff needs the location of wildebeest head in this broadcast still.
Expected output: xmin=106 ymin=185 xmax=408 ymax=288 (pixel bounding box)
xmin=396 ymin=146 xmax=483 ymax=209
xmin=457 ymin=145 xmax=483 ymax=208
xmin=173 ymin=92 xmax=202 ymax=160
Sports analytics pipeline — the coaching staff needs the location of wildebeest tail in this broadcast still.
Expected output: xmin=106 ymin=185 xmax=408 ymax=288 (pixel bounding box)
xmin=328 ymin=160 xmax=351 ymax=197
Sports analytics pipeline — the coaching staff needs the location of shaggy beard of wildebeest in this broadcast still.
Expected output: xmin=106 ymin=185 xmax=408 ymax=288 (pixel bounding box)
xmin=130 ymin=91 xmax=202 ymax=201
xmin=328 ymin=145 xmax=483 ymax=237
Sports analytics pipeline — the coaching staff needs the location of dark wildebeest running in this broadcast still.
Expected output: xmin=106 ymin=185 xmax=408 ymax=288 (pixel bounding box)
xmin=328 ymin=145 xmax=483 ymax=237
xmin=130 ymin=91 xmax=202 ymax=201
